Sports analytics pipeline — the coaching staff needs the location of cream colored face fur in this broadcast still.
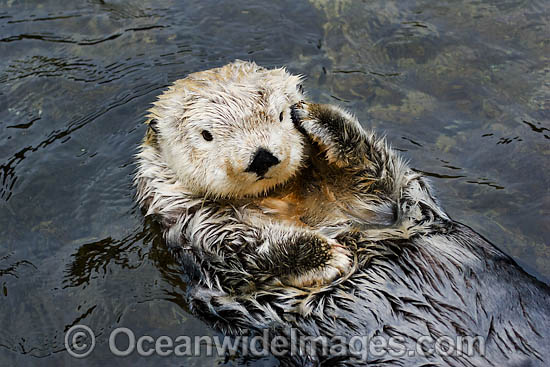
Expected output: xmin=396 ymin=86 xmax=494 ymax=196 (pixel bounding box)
xmin=148 ymin=60 xmax=306 ymax=198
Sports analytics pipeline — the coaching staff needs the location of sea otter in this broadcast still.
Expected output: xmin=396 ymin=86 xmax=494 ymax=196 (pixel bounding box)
xmin=135 ymin=60 xmax=550 ymax=366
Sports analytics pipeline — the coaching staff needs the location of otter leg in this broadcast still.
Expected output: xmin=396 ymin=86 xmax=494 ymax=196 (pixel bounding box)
xmin=180 ymin=215 xmax=352 ymax=290
xmin=292 ymin=103 xmax=400 ymax=215
xmin=292 ymin=102 xmax=449 ymax=231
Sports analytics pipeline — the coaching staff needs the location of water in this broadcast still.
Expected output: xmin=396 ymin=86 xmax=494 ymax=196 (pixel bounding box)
xmin=0 ymin=0 xmax=548 ymax=365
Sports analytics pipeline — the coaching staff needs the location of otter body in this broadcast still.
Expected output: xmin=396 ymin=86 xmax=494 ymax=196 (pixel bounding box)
xmin=135 ymin=61 xmax=550 ymax=366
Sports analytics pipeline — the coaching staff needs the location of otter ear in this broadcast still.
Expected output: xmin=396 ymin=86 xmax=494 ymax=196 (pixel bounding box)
xmin=294 ymin=75 xmax=306 ymax=92
xmin=148 ymin=119 xmax=159 ymax=134
xmin=257 ymin=88 xmax=267 ymax=99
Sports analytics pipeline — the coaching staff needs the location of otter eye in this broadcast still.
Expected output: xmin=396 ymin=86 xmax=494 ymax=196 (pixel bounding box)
xmin=279 ymin=111 xmax=284 ymax=122
xmin=201 ymin=130 xmax=213 ymax=141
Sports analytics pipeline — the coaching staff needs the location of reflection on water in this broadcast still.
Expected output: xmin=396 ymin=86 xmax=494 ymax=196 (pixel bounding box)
xmin=0 ymin=0 xmax=548 ymax=365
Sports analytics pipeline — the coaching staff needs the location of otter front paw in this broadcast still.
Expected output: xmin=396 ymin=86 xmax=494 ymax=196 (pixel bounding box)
xmin=255 ymin=227 xmax=352 ymax=288
xmin=284 ymin=237 xmax=352 ymax=288
xmin=291 ymin=102 xmax=368 ymax=167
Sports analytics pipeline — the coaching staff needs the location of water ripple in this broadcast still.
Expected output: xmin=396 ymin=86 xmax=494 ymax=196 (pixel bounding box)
xmin=0 ymin=82 xmax=166 ymax=202
xmin=0 ymin=24 xmax=166 ymax=45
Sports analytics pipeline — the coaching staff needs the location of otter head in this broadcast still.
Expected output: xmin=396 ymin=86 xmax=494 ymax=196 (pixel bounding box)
xmin=148 ymin=60 xmax=306 ymax=198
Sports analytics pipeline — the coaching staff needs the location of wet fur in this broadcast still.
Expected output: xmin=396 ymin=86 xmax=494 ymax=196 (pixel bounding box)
xmin=135 ymin=61 xmax=550 ymax=366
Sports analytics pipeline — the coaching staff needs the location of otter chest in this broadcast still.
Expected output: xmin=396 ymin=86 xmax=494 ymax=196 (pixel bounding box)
xmin=252 ymin=173 xmax=350 ymax=229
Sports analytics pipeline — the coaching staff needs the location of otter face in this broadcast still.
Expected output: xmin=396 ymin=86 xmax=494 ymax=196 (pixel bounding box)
xmin=149 ymin=60 xmax=306 ymax=198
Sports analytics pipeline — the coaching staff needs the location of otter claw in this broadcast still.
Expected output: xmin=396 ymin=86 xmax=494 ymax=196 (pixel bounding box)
xmin=290 ymin=101 xmax=307 ymax=126
xmin=327 ymin=239 xmax=352 ymax=275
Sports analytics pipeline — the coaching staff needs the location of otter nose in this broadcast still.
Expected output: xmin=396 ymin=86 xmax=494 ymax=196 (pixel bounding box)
xmin=245 ymin=147 xmax=280 ymax=177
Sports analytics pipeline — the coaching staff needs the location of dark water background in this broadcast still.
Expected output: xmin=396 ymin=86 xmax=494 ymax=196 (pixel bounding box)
xmin=0 ymin=0 xmax=548 ymax=365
